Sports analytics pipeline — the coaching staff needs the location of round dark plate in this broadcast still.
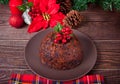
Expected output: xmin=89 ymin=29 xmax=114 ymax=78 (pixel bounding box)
xmin=25 ymin=28 xmax=97 ymax=81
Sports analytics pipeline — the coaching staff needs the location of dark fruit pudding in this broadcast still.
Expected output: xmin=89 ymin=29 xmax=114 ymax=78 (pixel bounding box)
xmin=39 ymin=32 xmax=83 ymax=70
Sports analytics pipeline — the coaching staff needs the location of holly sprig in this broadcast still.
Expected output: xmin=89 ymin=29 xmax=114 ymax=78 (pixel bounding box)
xmin=53 ymin=23 xmax=73 ymax=44
xmin=54 ymin=23 xmax=63 ymax=32
xmin=18 ymin=2 xmax=33 ymax=12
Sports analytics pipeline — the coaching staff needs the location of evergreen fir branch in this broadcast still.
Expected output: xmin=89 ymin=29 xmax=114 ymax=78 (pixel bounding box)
xmin=88 ymin=0 xmax=96 ymax=3
xmin=72 ymin=0 xmax=96 ymax=11
xmin=0 ymin=0 xmax=120 ymax=12
xmin=0 ymin=0 xmax=9 ymax=4
xmin=98 ymin=0 xmax=120 ymax=11
xmin=113 ymin=0 xmax=120 ymax=11
xmin=99 ymin=0 xmax=113 ymax=11
xmin=72 ymin=0 xmax=120 ymax=11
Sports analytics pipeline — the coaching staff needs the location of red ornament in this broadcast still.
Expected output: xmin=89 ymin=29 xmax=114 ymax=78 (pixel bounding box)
xmin=9 ymin=0 xmax=23 ymax=15
xmin=9 ymin=15 xmax=24 ymax=28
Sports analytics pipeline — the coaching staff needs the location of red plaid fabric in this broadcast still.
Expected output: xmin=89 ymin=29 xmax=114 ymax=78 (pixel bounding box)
xmin=9 ymin=74 xmax=104 ymax=84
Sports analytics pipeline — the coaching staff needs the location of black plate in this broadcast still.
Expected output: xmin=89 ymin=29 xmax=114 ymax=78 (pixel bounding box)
xmin=25 ymin=28 xmax=97 ymax=81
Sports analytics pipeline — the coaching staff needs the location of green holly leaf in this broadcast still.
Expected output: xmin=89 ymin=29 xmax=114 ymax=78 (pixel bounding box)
xmin=18 ymin=4 xmax=26 ymax=12
xmin=54 ymin=26 xmax=59 ymax=32
xmin=26 ymin=2 xmax=33 ymax=8
xmin=54 ymin=23 xmax=63 ymax=32
xmin=57 ymin=23 xmax=63 ymax=31
xmin=18 ymin=2 xmax=33 ymax=12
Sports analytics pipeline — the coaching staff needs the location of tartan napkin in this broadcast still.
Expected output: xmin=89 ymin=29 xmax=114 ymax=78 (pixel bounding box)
xmin=9 ymin=74 xmax=104 ymax=84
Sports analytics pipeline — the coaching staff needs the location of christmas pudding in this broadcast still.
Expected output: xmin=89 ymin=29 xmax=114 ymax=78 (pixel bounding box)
xmin=15 ymin=0 xmax=84 ymax=70
xmin=39 ymin=25 xmax=83 ymax=70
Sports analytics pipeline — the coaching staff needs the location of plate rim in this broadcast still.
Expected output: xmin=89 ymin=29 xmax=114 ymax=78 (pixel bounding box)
xmin=24 ymin=28 xmax=97 ymax=81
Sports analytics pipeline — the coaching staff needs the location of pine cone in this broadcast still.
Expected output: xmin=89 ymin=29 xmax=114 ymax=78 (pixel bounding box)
xmin=63 ymin=10 xmax=84 ymax=28
xmin=57 ymin=0 xmax=72 ymax=14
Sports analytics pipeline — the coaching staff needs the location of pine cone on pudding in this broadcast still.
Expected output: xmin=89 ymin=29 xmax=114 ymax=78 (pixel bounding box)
xmin=63 ymin=10 xmax=84 ymax=28
xmin=57 ymin=0 xmax=72 ymax=14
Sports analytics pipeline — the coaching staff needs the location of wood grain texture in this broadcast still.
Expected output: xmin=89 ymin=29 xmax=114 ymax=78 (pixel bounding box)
xmin=0 ymin=4 xmax=120 ymax=84
xmin=0 ymin=21 xmax=120 ymax=40
xmin=89 ymin=70 xmax=120 ymax=84
xmin=0 ymin=40 xmax=119 ymax=69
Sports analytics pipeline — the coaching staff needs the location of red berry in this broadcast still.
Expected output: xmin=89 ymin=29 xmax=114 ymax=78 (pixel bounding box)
xmin=65 ymin=27 xmax=70 ymax=31
xmin=54 ymin=39 xmax=58 ymax=43
xmin=62 ymin=39 xmax=67 ymax=43
xmin=56 ymin=33 xmax=62 ymax=37
xmin=63 ymin=35 xmax=67 ymax=39
xmin=67 ymin=36 xmax=71 ymax=40
xmin=64 ymin=31 xmax=70 ymax=35
xmin=56 ymin=36 xmax=62 ymax=40
xmin=61 ymin=28 xmax=66 ymax=32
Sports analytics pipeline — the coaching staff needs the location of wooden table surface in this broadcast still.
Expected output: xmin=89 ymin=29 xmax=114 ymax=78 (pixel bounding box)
xmin=0 ymin=4 xmax=120 ymax=84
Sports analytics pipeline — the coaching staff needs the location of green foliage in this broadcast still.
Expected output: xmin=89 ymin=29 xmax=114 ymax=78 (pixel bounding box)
xmin=72 ymin=0 xmax=96 ymax=11
xmin=98 ymin=0 xmax=120 ymax=11
xmin=54 ymin=23 xmax=63 ymax=32
xmin=98 ymin=0 xmax=113 ymax=11
xmin=114 ymin=0 xmax=120 ymax=11
xmin=1 ymin=0 xmax=120 ymax=12
xmin=72 ymin=0 xmax=120 ymax=11
xmin=0 ymin=0 xmax=9 ymax=4
xmin=18 ymin=2 xmax=33 ymax=12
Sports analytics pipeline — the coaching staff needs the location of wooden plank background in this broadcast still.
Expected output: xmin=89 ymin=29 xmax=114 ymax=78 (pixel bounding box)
xmin=0 ymin=4 xmax=120 ymax=84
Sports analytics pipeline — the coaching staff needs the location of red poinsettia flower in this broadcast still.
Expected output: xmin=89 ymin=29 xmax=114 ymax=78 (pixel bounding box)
xmin=28 ymin=0 xmax=65 ymax=33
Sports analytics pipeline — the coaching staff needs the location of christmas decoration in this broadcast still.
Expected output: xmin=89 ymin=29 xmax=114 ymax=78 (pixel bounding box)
xmin=54 ymin=23 xmax=73 ymax=44
xmin=9 ymin=15 xmax=24 ymax=28
xmin=63 ymin=10 xmax=83 ymax=28
xmin=72 ymin=0 xmax=120 ymax=11
xmin=27 ymin=5 xmax=41 ymax=20
xmin=13 ymin=0 xmax=120 ymax=33
xmin=72 ymin=0 xmax=96 ymax=11
xmin=18 ymin=2 xmax=33 ymax=25
xmin=22 ymin=8 xmax=32 ymax=25
xmin=2 ymin=0 xmax=120 ymax=12
xmin=27 ymin=0 xmax=65 ymax=33
xmin=0 ymin=0 xmax=9 ymax=4
xmin=18 ymin=2 xmax=33 ymax=12
xmin=57 ymin=0 xmax=72 ymax=14
xmin=98 ymin=0 xmax=120 ymax=11
xmin=9 ymin=0 xmax=23 ymax=15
